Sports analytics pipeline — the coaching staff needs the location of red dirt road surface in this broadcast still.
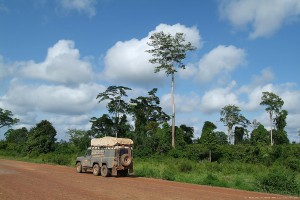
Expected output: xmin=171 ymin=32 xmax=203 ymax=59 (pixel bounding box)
xmin=0 ymin=159 xmax=297 ymax=200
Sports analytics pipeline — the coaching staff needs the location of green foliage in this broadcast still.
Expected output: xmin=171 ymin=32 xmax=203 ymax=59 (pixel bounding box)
xmin=177 ymin=159 xmax=193 ymax=173
xmin=90 ymin=114 xmax=113 ymax=137
xmin=130 ymin=88 xmax=170 ymax=135
xmin=146 ymin=32 xmax=196 ymax=75
xmin=4 ymin=127 xmax=28 ymax=153
xmin=26 ymin=120 xmax=57 ymax=155
xmin=95 ymin=85 xmax=132 ymax=137
xmin=234 ymin=127 xmax=247 ymax=145
xmin=67 ymin=129 xmax=91 ymax=154
xmin=260 ymin=92 xmax=284 ymax=114
xmin=256 ymin=166 xmax=300 ymax=195
xmin=203 ymin=173 xmax=229 ymax=187
xmin=0 ymin=108 xmax=19 ymax=129
xmin=273 ymin=130 xmax=289 ymax=145
xmin=199 ymin=121 xmax=217 ymax=145
xmin=180 ymin=124 xmax=194 ymax=144
xmin=251 ymin=124 xmax=269 ymax=145
xmin=220 ymin=104 xmax=250 ymax=144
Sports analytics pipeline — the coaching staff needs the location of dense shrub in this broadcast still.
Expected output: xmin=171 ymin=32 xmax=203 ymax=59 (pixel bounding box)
xmin=256 ymin=166 xmax=300 ymax=195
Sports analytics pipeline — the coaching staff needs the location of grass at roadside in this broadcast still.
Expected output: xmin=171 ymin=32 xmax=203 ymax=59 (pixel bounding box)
xmin=134 ymin=157 xmax=300 ymax=196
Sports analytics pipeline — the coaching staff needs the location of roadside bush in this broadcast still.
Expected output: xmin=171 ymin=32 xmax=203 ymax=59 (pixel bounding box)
xmin=284 ymin=157 xmax=300 ymax=172
xmin=256 ymin=166 xmax=300 ymax=195
xmin=168 ymin=148 xmax=185 ymax=158
xmin=0 ymin=141 xmax=7 ymax=150
xmin=161 ymin=166 xmax=176 ymax=181
xmin=202 ymin=173 xmax=229 ymax=188
xmin=177 ymin=159 xmax=193 ymax=173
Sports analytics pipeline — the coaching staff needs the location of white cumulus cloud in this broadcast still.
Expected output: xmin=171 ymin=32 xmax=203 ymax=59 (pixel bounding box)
xmin=219 ymin=0 xmax=300 ymax=39
xmin=18 ymin=40 xmax=94 ymax=85
xmin=195 ymin=45 xmax=246 ymax=83
xmin=1 ymin=81 xmax=104 ymax=115
xmin=200 ymin=81 xmax=239 ymax=114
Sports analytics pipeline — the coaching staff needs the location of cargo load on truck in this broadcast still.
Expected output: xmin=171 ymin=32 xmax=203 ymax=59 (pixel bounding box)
xmin=91 ymin=136 xmax=133 ymax=147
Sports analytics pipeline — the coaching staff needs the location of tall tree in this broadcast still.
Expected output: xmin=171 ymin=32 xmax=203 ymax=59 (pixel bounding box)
xmin=96 ymin=85 xmax=132 ymax=137
xmin=0 ymin=108 xmax=19 ymax=129
xmin=146 ymin=32 xmax=196 ymax=148
xmin=26 ymin=120 xmax=57 ymax=154
xmin=260 ymin=91 xmax=284 ymax=146
xmin=220 ymin=104 xmax=250 ymax=144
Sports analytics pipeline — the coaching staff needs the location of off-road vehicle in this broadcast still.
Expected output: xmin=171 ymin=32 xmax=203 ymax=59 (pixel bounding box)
xmin=75 ymin=136 xmax=133 ymax=177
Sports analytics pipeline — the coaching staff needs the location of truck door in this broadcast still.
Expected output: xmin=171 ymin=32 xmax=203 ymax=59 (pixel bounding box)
xmin=82 ymin=149 xmax=92 ymax=167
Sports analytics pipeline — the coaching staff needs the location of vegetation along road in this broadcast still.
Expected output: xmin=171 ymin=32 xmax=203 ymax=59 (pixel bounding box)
xmin=0 ymin=159 xmax=294 ymax=200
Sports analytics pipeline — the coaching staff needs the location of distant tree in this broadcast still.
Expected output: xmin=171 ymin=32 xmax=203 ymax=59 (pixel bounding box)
xmin=179 ymin=124 xmax=194 ymax=144
xmin=251 ymin=124 xmax=269 ymax=145
xmin=26 ymin=120 xmax=57 ymax=155
xmin=67 ymin=129 xmax=91 ymax=153
xmin=220 ymin=105 xmax=250 ymax=144
xmin=4 ymin=127 xmax=28 ymax=152
xmin=4 ymin=127 xmax=28 ymax=143
xmin=90 ymin=114 xmax=114 ymax=137
xmin=234 ymin=126 xmax=245 ymax=145
xmin=214 ymin=131 xmax=228 ymax=145
xmin=96 ymin=85 xmax=132 ymax=137
xmin=130 ymin=88 xmax=170 ymax=135
xmin=0 ymin=108 xmax=19 ymax=129
xmin=273 ymin=109 xmax=289 ymax=145
xmin=199 ymin=121 xmax=217 ymax=145
xmin=260 ymin=92 xmax=284 ymax=146
xmin=146 ymin=32 xmax=196 ymax=148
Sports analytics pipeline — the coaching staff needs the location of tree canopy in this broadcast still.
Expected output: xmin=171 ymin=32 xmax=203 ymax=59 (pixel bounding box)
xmin=0 ymin=108 xmax=19 ymax=129
xmin=220 ymin=104 xmax=250 ymax=144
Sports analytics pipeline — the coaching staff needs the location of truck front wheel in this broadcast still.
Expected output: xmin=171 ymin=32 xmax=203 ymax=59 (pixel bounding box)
xmin=76 ymin=162 xmax=82 ymax=173
xmin=101 ymin=165 xmax=111 ymax=177
xmin=93 ymin=164 xmax=100 ymax=176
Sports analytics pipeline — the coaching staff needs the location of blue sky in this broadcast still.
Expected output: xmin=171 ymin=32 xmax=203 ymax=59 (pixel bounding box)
xmin=1 ymin=0 xmax=300 ymax=142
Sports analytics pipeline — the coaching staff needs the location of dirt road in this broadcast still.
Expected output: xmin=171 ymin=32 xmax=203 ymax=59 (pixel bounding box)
xmin=0 ymin=159 xmax=296 ymax=200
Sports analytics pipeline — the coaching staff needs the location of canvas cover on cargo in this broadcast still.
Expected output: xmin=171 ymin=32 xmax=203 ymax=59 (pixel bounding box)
xmin=91 ymin=136 xmax=133 ymax=147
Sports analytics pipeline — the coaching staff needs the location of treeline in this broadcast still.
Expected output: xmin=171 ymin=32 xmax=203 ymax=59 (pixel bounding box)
xmin=0 ymin=88 xmax=300 ymax=196
xmin=0 ymin=86 xmax=299 ymax=165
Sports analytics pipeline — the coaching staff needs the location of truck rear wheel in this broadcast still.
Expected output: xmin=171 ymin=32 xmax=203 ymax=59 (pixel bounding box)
xmin=101 ymin=165 xmax=111 ymax=177
xmin=76 ymin=162 xmax=82 ymax=173
xmin=93 ymin=164 xmax=100 ymax=176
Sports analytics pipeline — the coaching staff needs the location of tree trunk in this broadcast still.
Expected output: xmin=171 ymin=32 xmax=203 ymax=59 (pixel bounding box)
xmin=227 ymin=126 xmax=232 ymax=144
xmin=171 ymin=68 xmax=175 ymax=149
xmin=270 ymin=111 xmax=273 ymax=146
